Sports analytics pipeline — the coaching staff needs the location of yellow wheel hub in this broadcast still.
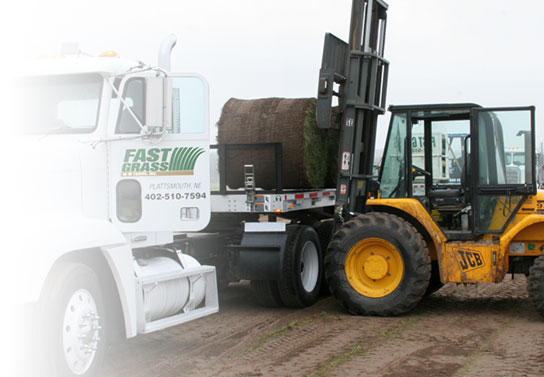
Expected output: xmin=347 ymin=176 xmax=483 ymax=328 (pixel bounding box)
xmin=364 ymin=255 xmax=389 ymax=280
xmin=345 ymin=238 xmax=404 ymax=298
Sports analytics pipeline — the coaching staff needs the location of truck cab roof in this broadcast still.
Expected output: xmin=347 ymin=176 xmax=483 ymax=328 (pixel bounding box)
xmin=19 ymin=55 xmax=141 ymax=77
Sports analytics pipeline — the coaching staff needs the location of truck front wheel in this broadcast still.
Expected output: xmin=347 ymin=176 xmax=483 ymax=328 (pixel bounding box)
xmin=42 ymin=262 xmax=107 ymax=377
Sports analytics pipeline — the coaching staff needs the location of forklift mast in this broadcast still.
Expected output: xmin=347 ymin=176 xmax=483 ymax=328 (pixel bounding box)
xmin=317 ymin=0 xmax=389 ymax=221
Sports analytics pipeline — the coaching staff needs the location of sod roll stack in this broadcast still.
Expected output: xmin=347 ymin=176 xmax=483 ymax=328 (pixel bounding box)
xmin=217 ymin=97 xmax=339 ymax=190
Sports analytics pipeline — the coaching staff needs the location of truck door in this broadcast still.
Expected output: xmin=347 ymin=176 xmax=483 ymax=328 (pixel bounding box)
xmin=470 ymin=107 xmax=536 ymax=234
xmin=108 ymin=73 xmax=211 ymax=232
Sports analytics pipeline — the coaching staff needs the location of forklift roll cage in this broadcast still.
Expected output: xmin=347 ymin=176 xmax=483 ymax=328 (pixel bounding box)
xmin=382 ymin=103 xmax=536 ymax=240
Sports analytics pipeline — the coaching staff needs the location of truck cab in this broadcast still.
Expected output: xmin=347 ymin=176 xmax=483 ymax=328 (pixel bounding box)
xmin=13 ymin=47 xmax=219 ymax=377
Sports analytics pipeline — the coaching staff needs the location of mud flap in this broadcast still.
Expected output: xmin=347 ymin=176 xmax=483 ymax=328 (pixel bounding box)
xmin=229 ymin=223 xmax=288 ymax=281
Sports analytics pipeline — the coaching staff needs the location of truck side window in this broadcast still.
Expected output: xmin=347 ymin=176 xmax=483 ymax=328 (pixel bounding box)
xmin=170 ymin=77 xmax=206 ymax=134
xmin=116 ymin=78 xmax=145 ymax=134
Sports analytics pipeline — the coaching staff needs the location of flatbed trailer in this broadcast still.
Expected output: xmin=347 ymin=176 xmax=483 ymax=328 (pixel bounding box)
xmin=174 ymin=142 xmax=336 ymax=308
xmin=211 ymin=189 xmax=336 ymax=213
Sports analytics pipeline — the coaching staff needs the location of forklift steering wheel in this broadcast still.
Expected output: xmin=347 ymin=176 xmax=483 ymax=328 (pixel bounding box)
xmin=412 ymin=165 xmax=431 ymax=178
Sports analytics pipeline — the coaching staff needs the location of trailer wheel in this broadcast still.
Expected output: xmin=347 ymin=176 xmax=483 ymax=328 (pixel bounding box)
xmin=278 ymin=225 xmax=323 ymax=308
xmin=325 ymin=213 xmax=430 ymax=316
xmin=250 ymin=280 xmax=284 ymax=307
xmin=528 ymin=255 xmax=544 ymax=318
xmin=42 ymin=263 xmax=106 ymax=377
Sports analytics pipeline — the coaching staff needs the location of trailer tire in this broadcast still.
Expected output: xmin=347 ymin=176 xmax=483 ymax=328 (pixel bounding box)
xmin=528 ymin=255 xmax=544 ymax=318
xmin=42 ymin=262 xmax=107 ymax=377
xmin=278 ymin=225 xmax=323 ymax=308
xmin=250 ymin=280 xmax=284 ymax=307
xmin=325 ymin=213 xmax=430 ymax=316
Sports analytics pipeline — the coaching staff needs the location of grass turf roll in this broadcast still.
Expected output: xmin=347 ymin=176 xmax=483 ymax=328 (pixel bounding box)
xmin=217 ymin=97 xmax=337 ymax=189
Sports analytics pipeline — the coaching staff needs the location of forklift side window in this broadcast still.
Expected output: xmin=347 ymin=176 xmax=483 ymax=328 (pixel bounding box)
xmin=477 ymin=110 xmax=533 ymax=185
xmin=474 ymin=108 xmax=534 ymax=233
xmin=380 ymin=113 xmax=407 ymax=198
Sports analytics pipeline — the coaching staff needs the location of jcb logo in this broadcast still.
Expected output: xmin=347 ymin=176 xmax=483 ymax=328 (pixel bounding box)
xmin=456 ymin=250 xmax=485 ymax=272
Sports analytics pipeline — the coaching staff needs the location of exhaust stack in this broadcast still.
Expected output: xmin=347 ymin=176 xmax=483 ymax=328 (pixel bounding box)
xmin=158 ymin=34 xmax=177 ymax=72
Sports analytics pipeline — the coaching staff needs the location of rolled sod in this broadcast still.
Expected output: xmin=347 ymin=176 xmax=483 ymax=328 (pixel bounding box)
xmin=217 ymin=97 xmax=338 ymax=189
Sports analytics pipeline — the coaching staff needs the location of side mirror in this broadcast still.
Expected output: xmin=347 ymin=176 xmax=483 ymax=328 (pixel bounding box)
xmin=145 ymin=77 xmax=172 ymax=130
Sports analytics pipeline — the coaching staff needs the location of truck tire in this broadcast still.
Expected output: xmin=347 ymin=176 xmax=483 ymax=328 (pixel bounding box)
xmin=42 ymin=262 xmax=107 ymax=377
xmin=325 ymin=213 xmax=431 ymax=316
xmin=250 ymin=280 xmax=284 ymax=307
xmin=278 ymin=225 xmax=323 ymax=308
xmin=528 ymin=255 xmax=544 ymax=318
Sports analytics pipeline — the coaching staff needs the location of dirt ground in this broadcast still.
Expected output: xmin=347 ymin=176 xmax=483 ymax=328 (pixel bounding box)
xmin=101 ymin=275 xmax=544 ymax=377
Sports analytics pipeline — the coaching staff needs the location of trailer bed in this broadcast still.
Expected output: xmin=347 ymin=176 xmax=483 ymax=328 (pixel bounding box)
xmin=211 ymin=189 xmax=336 ymax=213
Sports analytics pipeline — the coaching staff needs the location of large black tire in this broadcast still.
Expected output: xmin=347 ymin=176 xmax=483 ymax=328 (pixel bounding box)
xmin=528 ymin=255 xmax=544 ymax=318
xmin=316 ymin=219 xmax=335 ymax=296
xmin=278 ymin=225 xmax=324 ymax=308
xmin=424 ymin=260 xmax=444 ymax=297
xmin=250 ymin=280 xmax=284 ymax=307
xmin=325 ymin=212 xmax=431 ymax=316
xmin=316 ymin=219 xmax=335 ymax=252
xmin=42 ymin=263 xmax=107 ymax=377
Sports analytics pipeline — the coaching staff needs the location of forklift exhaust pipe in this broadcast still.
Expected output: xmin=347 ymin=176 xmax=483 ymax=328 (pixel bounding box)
xmin=158 ymin=34 xmax=177 ymax=72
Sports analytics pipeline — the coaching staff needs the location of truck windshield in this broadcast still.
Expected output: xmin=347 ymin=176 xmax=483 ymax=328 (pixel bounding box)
xmin=19 ymin=74 xmax=103 ymax=134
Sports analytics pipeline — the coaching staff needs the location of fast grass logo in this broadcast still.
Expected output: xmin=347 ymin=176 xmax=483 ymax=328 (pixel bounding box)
xmin=121 ymin=147 xmax=204 ymax=177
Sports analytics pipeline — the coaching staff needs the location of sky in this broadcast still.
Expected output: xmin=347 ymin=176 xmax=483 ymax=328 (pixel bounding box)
xmin=6 ymin=0 xmax=544 ymax=151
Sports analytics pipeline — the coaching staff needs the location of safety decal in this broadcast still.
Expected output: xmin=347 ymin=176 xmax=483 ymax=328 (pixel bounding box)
xmin=341 ymin=152 xmax=350 ymax=171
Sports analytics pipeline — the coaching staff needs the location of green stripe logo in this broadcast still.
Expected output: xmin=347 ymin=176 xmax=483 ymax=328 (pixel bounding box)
xmin=121 ymin=147 xmax=205 ymax=176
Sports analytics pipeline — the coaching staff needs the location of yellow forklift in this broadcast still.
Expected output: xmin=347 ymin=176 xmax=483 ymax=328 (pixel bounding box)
xmin=317 ymin=0 xmax=544 ymax=316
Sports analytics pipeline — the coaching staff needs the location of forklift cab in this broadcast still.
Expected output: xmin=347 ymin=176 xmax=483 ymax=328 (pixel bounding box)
xmin=379 ymin=104 xmax=536 ymax=239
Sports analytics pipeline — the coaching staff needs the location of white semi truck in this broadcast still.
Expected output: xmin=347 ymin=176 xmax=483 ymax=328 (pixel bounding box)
xmin=11 ymin=36 xmax=335 ymax=377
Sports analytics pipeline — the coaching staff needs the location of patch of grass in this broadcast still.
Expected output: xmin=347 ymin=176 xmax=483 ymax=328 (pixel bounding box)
xmin=238 ymin=312 xmax=334 ymax=357
xmin=452 ymin=321 xmax=511 ymax=377
xmin=310 ymin=317 xmax=420 ymax=377
xmin=250 ymin=320 xmax=299 ymax=351
xmin=379 ymin=316 xmax=420 ymax=339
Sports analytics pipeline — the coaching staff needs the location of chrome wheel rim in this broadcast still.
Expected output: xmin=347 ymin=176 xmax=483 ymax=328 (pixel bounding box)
xmin=300 ymin=241 xmax=319 ymax=292
xmin=62 ymin=289 xmax=101 ymax=375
